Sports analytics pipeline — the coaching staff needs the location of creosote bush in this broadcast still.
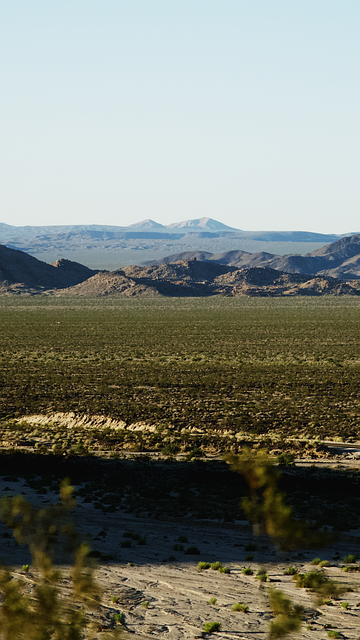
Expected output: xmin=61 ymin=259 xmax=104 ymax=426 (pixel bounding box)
xmin=0 ymin=479 xmax=119 ymax=639
xmin=232 ymin=602 xmax=248 ymax=613
xmin=225 ymin=448 xmax=334 ymax=550
xmin=203 ymin=621 xmax=221 ymax=633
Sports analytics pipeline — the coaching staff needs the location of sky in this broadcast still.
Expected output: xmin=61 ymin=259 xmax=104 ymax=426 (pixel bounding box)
xmin=1 ymin=1 xmax=359 ymax=233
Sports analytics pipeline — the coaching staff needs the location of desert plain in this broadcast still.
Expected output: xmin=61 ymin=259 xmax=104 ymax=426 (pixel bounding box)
xmin=2 ymin=296 xmax=360 ymax=639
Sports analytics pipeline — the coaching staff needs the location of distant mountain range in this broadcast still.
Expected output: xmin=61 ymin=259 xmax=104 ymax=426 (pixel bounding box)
xmin=2 ymin=238 xmax=360 ymax=297
xmin=0 ymin=217 xmax=349 ymax=271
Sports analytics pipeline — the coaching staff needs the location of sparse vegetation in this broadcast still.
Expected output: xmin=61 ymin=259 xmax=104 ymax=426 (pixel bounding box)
xmin=283 ymin=567 xmax=297 ymax=575
xmin=208 ymin=597 xmax=217 ymax=605
xmin=242 ymin=567 xmax=254 ymax=575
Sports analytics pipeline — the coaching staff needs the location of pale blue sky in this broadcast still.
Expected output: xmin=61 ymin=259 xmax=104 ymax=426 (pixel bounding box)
xmin=1 ymin=1 xmax=359 ymax=233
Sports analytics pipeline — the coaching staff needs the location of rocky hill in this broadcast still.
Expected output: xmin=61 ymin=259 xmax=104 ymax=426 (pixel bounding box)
xmin=60 ymin=260 xmax=360 ymax=297
xmin=150 ymin=233 xmax=360 ymax=280
xmin=1 ymin=244 xmax=359 ymax=297
xmin=0 ymin=244 xmax=98 ymax=293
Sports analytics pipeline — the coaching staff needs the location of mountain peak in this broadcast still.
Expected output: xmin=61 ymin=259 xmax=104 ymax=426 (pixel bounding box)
xmin=166 ymin=217 xmax=239 ymax=231
xmin=128 ymin=219 xmax=165 ymax=229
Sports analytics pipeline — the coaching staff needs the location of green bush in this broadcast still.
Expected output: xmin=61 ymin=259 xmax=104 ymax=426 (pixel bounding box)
xmin=111 ymin=596 xmax=120 ymax=604
xmin=232 ymin=602 xmax=248 ymax=612
xmin=340 ymin=602 xmax=349 ymax=609
xmin=256 ymin=568 xmax=268 ymax=582
xmin=242 ymin=567 xmax=254 ymax=575
xmin=269 ymin=589 xmax=303 ymax=639
xmin=245 ymin=554 xmax=254 ymax=561
xmin=343 ymin=554 xmax=357 ymax=563
xmin=22 ymin=564 xmax=29 ymax=573
xmin=185 ymin=546 xmax=200 ymax=555
xmin=203 ymin=621 xmax=221 ymax=633
xmin=218 ymin=566 xmax=230 ymax=574
xmin=327 ymin=631 xmax=341 ymax=639
xmin=0 ymin=480 xmax=104 ymax=640
xmin=208 ymin=597 xmax=217 ymax=605
xmin=277 ymin=453 xmax=295 ymax=466
xmin=141 ymin=601 xmax=149 ymax=608
xmin=123 ymin=530 xmax=140 ymax=540
xmin=198 ymin=562 xmax=211 ymax=570
xmin=210 ymin=562 xmax=223 ymax=571
xmin=319 ymin=560 xmax=330 ymax=567
xmin=293 ymin=571 xmax=347 ymax=603
xmin=114 ymin=612 xmax=125 ymax=624
xmin=311 ymin=557 xmax=321 ymax=565
xmin=283 ymin=567 xmax=297 ymax=576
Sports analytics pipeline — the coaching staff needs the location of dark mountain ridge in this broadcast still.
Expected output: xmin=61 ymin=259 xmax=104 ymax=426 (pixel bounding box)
xmin=0 ymin=244 xmax=98 ymax=291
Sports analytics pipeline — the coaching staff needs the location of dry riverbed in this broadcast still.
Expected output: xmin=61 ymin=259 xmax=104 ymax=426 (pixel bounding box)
xmin=1 ymin=473 xmax=360 ymax=640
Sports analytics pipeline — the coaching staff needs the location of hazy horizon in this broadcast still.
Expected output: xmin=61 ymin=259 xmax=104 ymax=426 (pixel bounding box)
xmin=1 ymin=1 xmax=359 ymax=234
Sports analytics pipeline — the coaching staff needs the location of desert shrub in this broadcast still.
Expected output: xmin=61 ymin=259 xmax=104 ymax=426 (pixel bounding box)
xmin=256 ymin=568 xmax=268 ymax=582
xmin=241 ymin=567 xmax=254 ymax=575
xmin=22 ymin=564 xmax=29 ymax=573
xmin=218 ymin=566 xmax=230 ymax=574
xmin=319 ymin=560 xmax=330 ymax=567
xmin=198 ymin=562 xmax=211 ymax=570
xmin=327 ymin=632 xmax=341 ymax=639
xmin=277 ymin=453 xmax=295 ymax=466
xmin=161 ymin=443 xmax=179 ymax=456
xmin=112 ymin=596 xmax=120 ymax=604
xmin=123 ymin=530 xmax=140 ymax=540
xmin=340 ymin=602 xmax=349 ymax=609
xmin=311 ymin=557 xmax=321 ymax=565
xmin=186 ymin=448 xmax=202 ymax=460
xmin=293 ymin=571 xmax=347 ymax=603
xmin=203 ymin=621 xmax=221 ymax=633
xmin=185 ymin=546 xmax=200 ymax=555
xmin=268 ymin=589 xmax=303 ymax=638
xmin=174 ymin=543 xmax=184 ymax=551
xmin=114 ymin=612 xmax=125 ymax=624
xmin=283 ymin=567 xmax=297 ymax=575
xmin=0 ymin=480 xmax=109 ymax=640
xmin=208 ymin=597 xmax=217 ymax=605
xmin=210 ymin=562 xmax=223 ymax=571
xmin=141 ymin=601 xmax=149 ymax=608
xmin=343 ymin=554 xmax=357 ymax=563
xmin=232 ymin=602 xmax=248 ymax=612
xmin=245 ymin=554 xmax=254 ymax=561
